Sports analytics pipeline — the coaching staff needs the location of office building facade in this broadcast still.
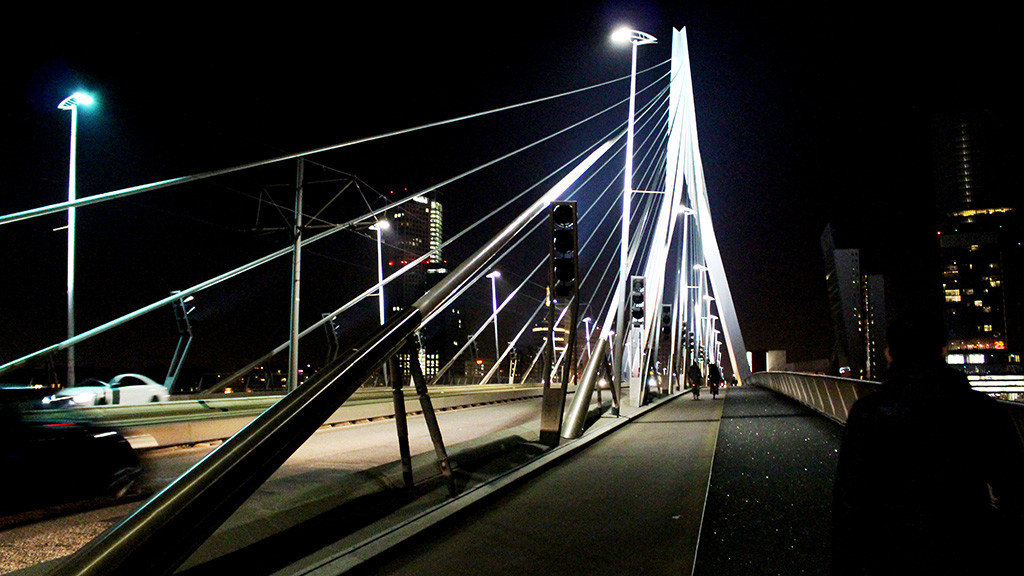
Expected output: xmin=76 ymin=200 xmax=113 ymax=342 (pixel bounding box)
xmin=934 ymin=113 xmax=1021 ymax=378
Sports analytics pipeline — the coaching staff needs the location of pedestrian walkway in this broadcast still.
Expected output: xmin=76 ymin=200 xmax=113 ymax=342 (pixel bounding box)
xmin=159 ymin=384 xmax=844 ymax=576
xmin=342 ymin=389 xmax=726 ymax=575
xmin=694 ymin=385 xmax=843 ymax=576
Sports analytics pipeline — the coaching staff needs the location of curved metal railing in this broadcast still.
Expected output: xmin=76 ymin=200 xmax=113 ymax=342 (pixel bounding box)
xmin=745 ymin=371 xmax=878 ymax=424
xmin=747 ymin=372 xmax=1024 ymax=447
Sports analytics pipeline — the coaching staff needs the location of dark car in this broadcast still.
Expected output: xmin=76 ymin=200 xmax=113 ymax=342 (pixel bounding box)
xmin=1 ymin=402 xmax=140 ymax=515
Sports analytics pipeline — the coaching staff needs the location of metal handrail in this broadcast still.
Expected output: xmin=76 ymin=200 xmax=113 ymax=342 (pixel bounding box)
xmin=747 ymin=371 xmax=1024 ymax=444
xmin=48 ymin=135 xmax=619 ymax=576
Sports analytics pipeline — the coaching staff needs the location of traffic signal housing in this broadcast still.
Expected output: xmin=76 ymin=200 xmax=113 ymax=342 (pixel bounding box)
xmin=549 ymin=202 xmax=578 ymax=304
xmin=630 ymin=276 xmax=645 ymax=327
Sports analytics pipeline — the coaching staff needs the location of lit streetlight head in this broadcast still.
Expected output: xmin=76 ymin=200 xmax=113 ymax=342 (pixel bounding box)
xmin=676 ymin=204 xmax=696 ymax=217
xmin=58 ymin=92 xmax=94 ymax=110
xmin=611 ymin=27 xmax=657 ymax=46
xmin=486 ymin=270 xmax=501 ymax=279
xmin=368 ymin=220 xmax=390 ymax=231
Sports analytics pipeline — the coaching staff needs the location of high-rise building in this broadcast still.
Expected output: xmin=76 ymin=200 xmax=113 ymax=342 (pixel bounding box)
xmin=861 ymin=274 xmax=887 ymax=380
xmin=821 ymin=224 xmax=888 ymax=379
xmin=933 ymin=113 xmax=1021 ymax=379
xmin=385 ymin=196 xmax=466 ymax=380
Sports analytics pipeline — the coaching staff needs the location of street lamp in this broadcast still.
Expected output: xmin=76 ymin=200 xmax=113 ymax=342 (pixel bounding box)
xmin=611 ymin=26 xmax=656 ymax=406
xmin=583 ymin=316 xmax=593 ymax=359
xmin=58 ymin=91 xmax=94 ymax=387
xmin=670 ymin=206 xmax=696 ymax=386
xmin=693 ymin=264 xmax=709 ymax=363
xmin=368 ymin=220 xmax=390 ymax=326
xmin=704 ymin=297 xmax=716 ymax=364
xmin=486 ymin=270 xmax=501 ymax=375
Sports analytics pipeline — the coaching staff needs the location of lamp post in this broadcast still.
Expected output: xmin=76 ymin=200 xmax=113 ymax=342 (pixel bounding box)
xmin=670 ymin=206 xmax=695 ymax=388
xmin=369 ymin=221 xmax=390 ymax=326
xmin=58 ymin=91 xmax=94 ymax=388
xmin=693 ymin=264 xmax=709 ymax=368
xmin=611 ymin=27 xmax=656 ymax=407
xmin=486 ymin=270 xmax=501 ymax=379
xmin=583 ymin=316 xmax=593 ymax=360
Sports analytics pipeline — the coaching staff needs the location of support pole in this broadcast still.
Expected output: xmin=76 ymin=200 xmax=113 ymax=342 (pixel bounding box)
xmin=539 ymin=291 xmax=558 ymax=445
xmin=406 ymin=337 xmax=456 ymax=496
xmin=389 ymin=355 xmax=414 ymax=489
xmin=287 ymin=159 xmax=304 ymax=391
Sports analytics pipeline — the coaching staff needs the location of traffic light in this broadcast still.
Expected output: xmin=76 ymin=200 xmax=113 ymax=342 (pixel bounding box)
xmin=687 ymin=330 xmax=695 ymax=351
xmin=549 ymin=202 xmax=578 ymax=303
xmin=630 ymin=276 xmax=645 ymax=327
xmin=661 ymin=304 xmax=672 ymax=334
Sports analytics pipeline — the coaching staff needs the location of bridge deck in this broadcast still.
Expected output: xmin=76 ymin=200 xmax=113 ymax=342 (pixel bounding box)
xmin=694 ymin=385 xmax=843 ymax=576
xmin=342 ymin=388 xmax=724 ymax=575
xmin=317 ymin=385 xmax=843 ymax=576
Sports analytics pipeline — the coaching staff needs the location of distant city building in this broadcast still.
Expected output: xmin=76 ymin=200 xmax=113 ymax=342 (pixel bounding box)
xmin=933 ymin=112 xmax=1022 ymax=380
xmin=385 ymin=195 xmax=466 ymax=380
xmin=821 ymin=224 xmax=888 ymax=379
xmin=861 ymin=274 xmax=887 ymax=380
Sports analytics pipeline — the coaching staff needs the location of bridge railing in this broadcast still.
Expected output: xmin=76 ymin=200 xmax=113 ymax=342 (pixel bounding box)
xmin=745 ymin=371 xmax=877 ymax=424
xmin=746 ymin=371 xmax=1024 ymax=444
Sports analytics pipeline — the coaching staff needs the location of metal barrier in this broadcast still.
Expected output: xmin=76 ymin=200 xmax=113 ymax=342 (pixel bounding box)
xmin=746 ymin=372 xmax=1024 ymax=445
xmin=746 ymin=372 xmax=878 ymax=425
xmin=24 ymin=386 xmax=542 ymax=450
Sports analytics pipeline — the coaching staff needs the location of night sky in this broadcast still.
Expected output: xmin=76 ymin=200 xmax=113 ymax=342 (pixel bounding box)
xmin=3 ymin=2 xmax=1019 ymax=380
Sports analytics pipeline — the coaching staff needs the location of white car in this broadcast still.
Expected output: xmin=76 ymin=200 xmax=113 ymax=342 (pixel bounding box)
xmin=42 ymin=374 xmax=170 ymax=408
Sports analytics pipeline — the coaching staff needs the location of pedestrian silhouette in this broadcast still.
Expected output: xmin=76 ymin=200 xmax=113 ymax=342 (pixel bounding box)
xmin=707 ymin=363 xmax=722 ymax=398
xmin=687 ymin=363 xmax=702 ymax=399
xmin=831 ymin=316 xmax=1024 ymax=575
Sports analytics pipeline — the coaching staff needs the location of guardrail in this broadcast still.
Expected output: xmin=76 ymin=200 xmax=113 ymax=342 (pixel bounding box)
xmin=745 ymin=372 xmax=878 ymax=425
xmin=746 ymin=371 xmax=1024 ymax=445
xmin=23 ymin=385 xmax=543 ymax=450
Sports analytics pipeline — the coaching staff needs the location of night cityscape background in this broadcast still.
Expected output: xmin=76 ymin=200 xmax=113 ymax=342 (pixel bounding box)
xmin=3 ymin=2 xmax=1020 ymax=385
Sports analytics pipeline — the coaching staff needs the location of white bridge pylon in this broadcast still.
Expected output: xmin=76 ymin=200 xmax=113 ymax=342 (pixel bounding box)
xmin=567 ymin=27 xmax=751 ymax=433
xmin=634 ymin=27 xmax=750 ymax=387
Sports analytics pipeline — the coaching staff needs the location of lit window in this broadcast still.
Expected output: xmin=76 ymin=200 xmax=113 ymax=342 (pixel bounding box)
xmin=967 ymin=354 xmax=986 ymax=364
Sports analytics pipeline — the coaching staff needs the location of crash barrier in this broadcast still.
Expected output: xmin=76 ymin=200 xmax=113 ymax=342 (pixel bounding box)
xmin=24 ymin=385 xmax=543 ymax=450
xmin=746 ymin=371 xmax=1024 ymax=444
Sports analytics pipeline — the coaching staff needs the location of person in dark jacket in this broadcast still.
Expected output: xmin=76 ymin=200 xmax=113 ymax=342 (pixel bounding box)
xmin=707 ymin=363 xmax=722 ymax=398
xmin=831 ymin=317 xmax=1024 ymax=576
xmin=686 ymin=363 xmax=703 ymax=399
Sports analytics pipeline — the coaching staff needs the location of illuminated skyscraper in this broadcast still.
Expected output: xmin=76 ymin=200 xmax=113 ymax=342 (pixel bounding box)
xmin=385 ymin=195 xmax=465 ymax=379
xmin=934 ymin=113 xmax=1021 ymax=378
